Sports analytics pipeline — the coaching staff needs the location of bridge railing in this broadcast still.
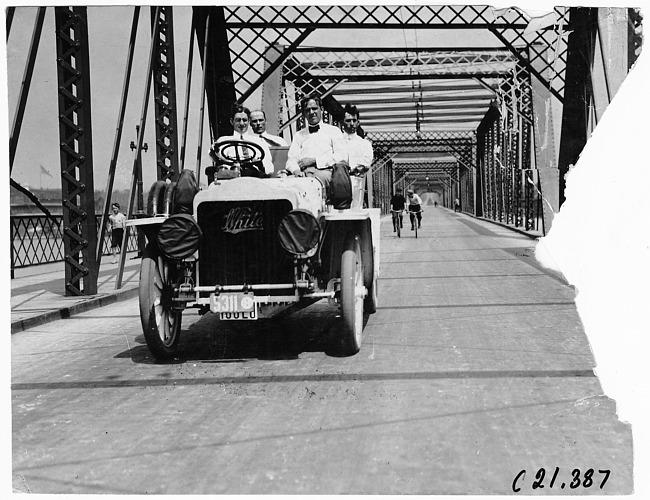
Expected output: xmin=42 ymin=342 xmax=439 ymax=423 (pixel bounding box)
xmin=10 ymin=214 xmax=140 ymax=270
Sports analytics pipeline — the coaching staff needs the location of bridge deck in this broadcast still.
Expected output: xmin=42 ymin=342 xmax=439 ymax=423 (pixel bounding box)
xmin=10 ymin=205 xmax=632 ymax=494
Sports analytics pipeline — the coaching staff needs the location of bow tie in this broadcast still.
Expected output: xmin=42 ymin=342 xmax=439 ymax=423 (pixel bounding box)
xmin=308 ymin=125 xmax=320 ymax=133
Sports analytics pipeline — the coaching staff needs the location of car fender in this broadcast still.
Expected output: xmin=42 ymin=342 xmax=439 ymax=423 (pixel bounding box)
xmin=319 ymin=208 xmax=380 ymax=287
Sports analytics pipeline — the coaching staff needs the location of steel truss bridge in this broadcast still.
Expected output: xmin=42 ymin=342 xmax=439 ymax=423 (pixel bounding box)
xmin=7 ymin=5 xmax=643 ymax=295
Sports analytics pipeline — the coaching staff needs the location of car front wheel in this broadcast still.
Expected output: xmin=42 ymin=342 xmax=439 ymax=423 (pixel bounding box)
xmin=339 ymin=232 xmax=365 ymax=355
xmin=139 ymin=245 xmax=182 ymax=360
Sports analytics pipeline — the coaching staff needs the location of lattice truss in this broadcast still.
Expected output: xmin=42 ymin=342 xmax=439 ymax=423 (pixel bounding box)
xmin=392 ymin=161 xmax=460 ymax=182
xmin=369 ymin=131 xmax=476 ymax=172
xmin=54 ymin=6 xmax=98 ymax=295
xmin=223 ymin=5 xmax=570 ymax=107
xmin=279 ymin=49 xmax=525 ymax=132
xmin=151 ymin=6 xmax=179 ymax=181
xmin=286 ymin=49 xmax=518 ymax=79
xmin=489 ymin=7 xmax=570 ymax=101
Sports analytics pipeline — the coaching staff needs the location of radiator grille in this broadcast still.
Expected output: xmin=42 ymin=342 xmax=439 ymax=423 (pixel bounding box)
xmin=197 ymin=200 xmax=294 ymax=288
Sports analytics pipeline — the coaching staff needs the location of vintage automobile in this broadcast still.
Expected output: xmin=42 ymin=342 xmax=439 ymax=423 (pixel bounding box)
xmin=130 ymin=139 xmax=380 ymax=360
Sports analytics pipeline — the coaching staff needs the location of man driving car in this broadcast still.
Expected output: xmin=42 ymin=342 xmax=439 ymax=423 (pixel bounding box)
xmin=211 ymin=103 xmax=274 ymax=177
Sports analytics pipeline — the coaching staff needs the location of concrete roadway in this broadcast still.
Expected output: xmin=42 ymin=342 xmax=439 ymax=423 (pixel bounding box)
xmin=11 ymin=208 xmax=633 ymax=494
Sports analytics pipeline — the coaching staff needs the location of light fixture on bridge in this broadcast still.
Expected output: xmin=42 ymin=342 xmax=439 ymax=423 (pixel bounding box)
xmin=413 ymin=80 xmax=423 ymax=139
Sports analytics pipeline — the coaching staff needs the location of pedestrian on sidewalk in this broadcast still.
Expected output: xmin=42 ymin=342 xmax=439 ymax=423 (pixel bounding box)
xmin=454 ymin=197 xmax=460 ymax=212
xmin=108 ymin=203 xmax=127 ymax=264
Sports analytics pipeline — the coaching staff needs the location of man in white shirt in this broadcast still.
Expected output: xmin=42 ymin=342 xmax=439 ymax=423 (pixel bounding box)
xmin=250 ymin=109 xmax=288 ymax=147
xmin=406 ymin=189 xmax=423 ymax=230
xmin=285 ymin=96 xmax=347 ymax=194
xmin=211 ymin=103 xmax=274 ymax=177
xmin=341 ymin=103 xmax=373 ymax=174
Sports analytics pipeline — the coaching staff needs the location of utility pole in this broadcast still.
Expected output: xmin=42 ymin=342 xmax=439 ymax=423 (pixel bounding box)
xmin=130 ymin=125 xmax=148 ymax=255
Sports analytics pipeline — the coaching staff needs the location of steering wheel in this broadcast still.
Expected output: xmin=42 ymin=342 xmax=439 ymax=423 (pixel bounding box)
xmin=213 ymin=139 xmax=265 ymax=167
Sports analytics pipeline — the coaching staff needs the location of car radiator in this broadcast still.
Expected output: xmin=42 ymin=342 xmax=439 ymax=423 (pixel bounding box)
xmin=197 ymin=200 xmax=295 ymax=291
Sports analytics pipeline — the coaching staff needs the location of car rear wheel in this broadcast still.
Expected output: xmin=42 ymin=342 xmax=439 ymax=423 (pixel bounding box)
xmin=339 ymin=232 xmax=365 ymax=355
xmin=139 ymin=245 xmax=182 ymax=360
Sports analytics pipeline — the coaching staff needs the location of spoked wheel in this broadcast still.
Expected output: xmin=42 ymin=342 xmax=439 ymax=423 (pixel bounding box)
xmin=139 ymin=245 xmax=182 ymax=360
xmin=339 ymin=232 xmax=365 ymax=355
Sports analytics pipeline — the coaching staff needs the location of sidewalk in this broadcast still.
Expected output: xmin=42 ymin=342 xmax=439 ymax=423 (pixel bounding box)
xmin=10 ymin=253 xmax=142 ymax=334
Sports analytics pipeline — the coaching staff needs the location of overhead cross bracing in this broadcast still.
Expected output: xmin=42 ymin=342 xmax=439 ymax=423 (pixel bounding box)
xmin=223 ymin=5 xmax=569 ymax=108
xmin=308 ymin=79 xmax=497 ymax=133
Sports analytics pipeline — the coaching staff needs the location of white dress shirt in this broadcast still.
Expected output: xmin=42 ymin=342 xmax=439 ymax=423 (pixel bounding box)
xmin=257 ymin=131 xmax=288 ymax=147
xmin=407 ymin=193 xmax=423 ymax=206
xmin=213 ymin=133 xmax=274 ymax=175
xmin=344 ymin=132 xmax=374 ymax=169
xmin=285 ymin=122 xmax=347 ymax=174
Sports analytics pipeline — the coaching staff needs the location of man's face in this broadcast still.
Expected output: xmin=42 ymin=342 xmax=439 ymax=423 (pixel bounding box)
xmin=250 ymin=112 xmax=266 ymax=134
xmin=342 ymin=112 xmax=359 ymax=134
xmin=303 ymin=100 xmax=322 ymax=126
xmin=231 ymin=112 xmax=249 ymax=135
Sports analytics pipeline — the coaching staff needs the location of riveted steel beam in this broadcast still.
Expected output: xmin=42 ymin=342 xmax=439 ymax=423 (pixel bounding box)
xmin=55 ymin=6 xmax=98 ymax=296
xmin=151 ymin=6 xmax=180 ymax=181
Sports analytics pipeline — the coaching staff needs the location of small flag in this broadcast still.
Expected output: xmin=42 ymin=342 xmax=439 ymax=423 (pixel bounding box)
xmin=40 ymin=165 xmax=53 ymax=178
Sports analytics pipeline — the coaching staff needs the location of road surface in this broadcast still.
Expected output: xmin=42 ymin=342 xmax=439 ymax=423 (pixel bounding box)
xmin=12 ymin=209 xmax=633 ymax=494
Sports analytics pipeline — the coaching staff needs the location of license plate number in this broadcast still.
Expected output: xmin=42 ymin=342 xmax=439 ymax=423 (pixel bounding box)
xmin=210 ymin=292 xmax=257 ymax=320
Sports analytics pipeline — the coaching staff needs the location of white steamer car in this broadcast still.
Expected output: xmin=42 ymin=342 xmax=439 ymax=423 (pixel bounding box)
xmin=130 ymin=139 xmax=380 ymax=360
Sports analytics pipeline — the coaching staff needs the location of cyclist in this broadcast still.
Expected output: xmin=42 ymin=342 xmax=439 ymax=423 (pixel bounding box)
xmin=406 ymin=189 xmax=423 ymax=230
xmin=390 ymin=188 xmax=406 ymax=233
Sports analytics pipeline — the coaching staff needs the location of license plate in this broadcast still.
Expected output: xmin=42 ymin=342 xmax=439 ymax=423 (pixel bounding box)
xmin=210 ymin=292 xmax=258 ymax=320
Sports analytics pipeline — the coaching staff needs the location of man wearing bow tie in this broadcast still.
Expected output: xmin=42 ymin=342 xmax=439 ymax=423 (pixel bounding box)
xmin=285 ymin=96 xmax=347 ymax=192
xmin=250 ymin=109 xmax=288 ymax=147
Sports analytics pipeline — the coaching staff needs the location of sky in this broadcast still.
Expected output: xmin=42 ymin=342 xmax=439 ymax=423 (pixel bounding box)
xmin=3 ymin=1 xmax=650 ymax=497
xmin=7 ymin=6 xmax=204 ymax=192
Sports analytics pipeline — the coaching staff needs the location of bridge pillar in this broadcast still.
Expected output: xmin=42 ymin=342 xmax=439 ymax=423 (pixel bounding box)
xmin=531 ymin=76 xmax=559 ymax=234
xmin=193 ymin=6 xmax=237 ymax=140
xmin=55 ymin=6 xmax=99 ymax=296
xmin=260 ymin=43 xmax=284 ymax=136
xmin=150 ymin=7 xmax=180 ymax=181
xmin=557 ymin=8 xmax=598 ymax=208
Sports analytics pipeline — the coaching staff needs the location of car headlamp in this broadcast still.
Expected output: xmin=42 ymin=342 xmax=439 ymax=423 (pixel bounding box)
xmin=277 ymin=209 xmax=321 ymax=258
xmin=157 ymin=214 xmax=202 ymax=260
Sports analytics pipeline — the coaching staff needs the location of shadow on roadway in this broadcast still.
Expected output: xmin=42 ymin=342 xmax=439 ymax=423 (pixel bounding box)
xmin=114 ymin=306 xmax=371 ymax=364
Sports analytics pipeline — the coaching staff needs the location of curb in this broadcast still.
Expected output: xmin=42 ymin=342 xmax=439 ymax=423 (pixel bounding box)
xmin=473 ymin=215 xmax=543 ymax=240
xmin=11 ymin=286 xmax=139 ymax=334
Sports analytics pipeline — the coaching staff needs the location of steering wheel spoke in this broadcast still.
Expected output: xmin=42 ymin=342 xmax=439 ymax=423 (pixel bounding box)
xmin=214 ymin=139 xmax=265 ymax=168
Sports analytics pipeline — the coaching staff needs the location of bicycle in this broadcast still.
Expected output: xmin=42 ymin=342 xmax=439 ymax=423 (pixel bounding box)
xmin=390 ymin=209 xmax=403 ymax=237
xmin=405 ymin=208 xmax=422 ymax=238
